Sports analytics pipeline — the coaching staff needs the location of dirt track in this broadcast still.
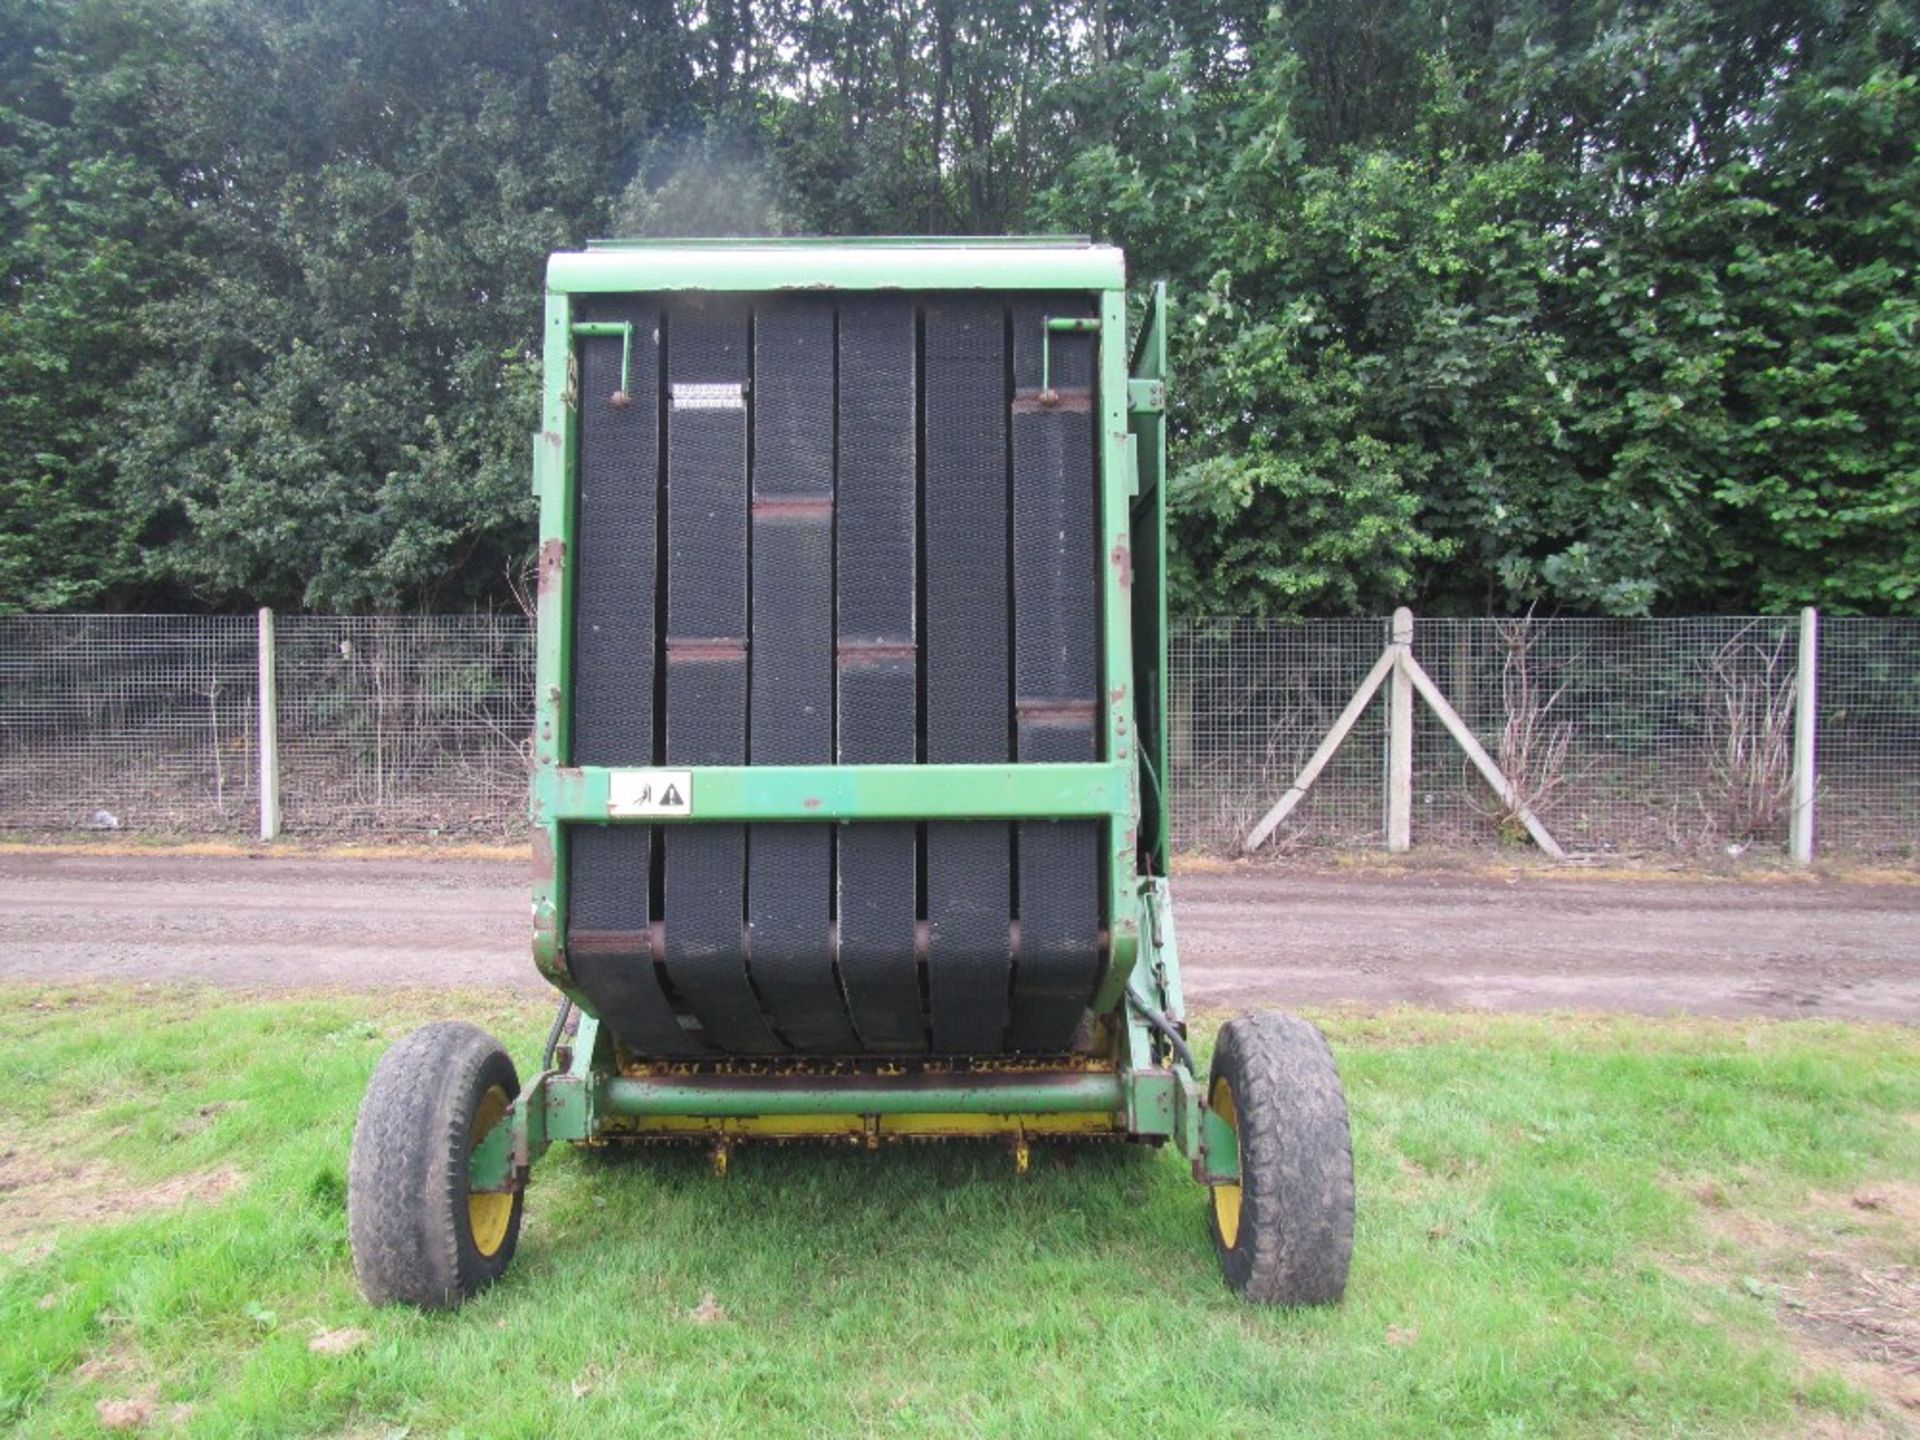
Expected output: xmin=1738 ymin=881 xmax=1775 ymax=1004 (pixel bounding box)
xmin=0 ymin=853 xmax=1915 ymax=1021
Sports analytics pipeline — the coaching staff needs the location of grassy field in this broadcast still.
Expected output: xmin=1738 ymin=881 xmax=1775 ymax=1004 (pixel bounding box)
xmin=0 ymin=988 xmax=1915 ymax=1439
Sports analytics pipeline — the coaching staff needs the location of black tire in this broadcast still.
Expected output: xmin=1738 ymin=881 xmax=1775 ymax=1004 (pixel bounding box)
xmin=348 ymin=1021 xmax=524 ymax=1309
xmin=1207 ymin=1011 xmax=1354 ymax=1305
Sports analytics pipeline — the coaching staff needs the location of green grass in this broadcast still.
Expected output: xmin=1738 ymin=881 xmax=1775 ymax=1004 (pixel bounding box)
xmin=2 ymin=989 xmax=1915 ymax=1439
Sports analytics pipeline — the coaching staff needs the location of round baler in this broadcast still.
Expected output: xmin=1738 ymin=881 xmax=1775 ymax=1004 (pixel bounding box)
xmin=347 ymin=239 xmax=1354 ymax=1308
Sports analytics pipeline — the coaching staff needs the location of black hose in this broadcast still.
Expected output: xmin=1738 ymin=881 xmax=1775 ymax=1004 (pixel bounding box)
xmin=540 ymin=996 xmax=574 ymax=1071
xmin=1126 ymin=983 xmax=1198 ymax=1077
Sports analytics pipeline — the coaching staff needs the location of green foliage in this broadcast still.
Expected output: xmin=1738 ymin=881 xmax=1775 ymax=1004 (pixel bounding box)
xmin=0 ymin=0 xmax=193 ymax=609
xmin=0 ymin=0 xmax=1915 ymax=614
xmin=1044 ymin=0 xmax=1920 ymax=615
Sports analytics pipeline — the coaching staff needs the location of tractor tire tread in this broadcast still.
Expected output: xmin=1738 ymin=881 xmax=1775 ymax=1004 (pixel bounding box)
xmin=1211 ymin=1011 xmax=1354 ymax=1305
xmin=347 ymin=1021 xmax=521 ymax=1309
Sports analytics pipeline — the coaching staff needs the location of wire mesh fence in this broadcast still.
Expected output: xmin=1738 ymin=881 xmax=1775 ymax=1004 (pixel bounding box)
xmin=1402 ymin=616 xmax=1805 ymax=857
xmin=1818 ymin=617 xmax=1920 ymax=857
xmin=1169 ymin=617 xmax=1389 ymax=850
xmin=275 ymin=616 xmax=534 ymax=833
xmin=1 ymin=612 xmax=1914 ymax=857
xmin=0 ymin=615 xmax=259 ymax=832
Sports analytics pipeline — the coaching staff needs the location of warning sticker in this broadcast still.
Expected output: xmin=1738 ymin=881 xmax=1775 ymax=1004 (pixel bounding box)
xmin=607 ymin=769 xmax=694 ymax=817
xmin=670 ymin=382 xmax=745 ymax=411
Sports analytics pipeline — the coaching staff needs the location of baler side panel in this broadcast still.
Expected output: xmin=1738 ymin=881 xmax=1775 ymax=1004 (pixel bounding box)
xmin=1009 ymin=297 xmax=1102 ymax=1052
xmin=550 ymin=276 xmax=1119 ymax=1062
xmin=924 ymin=299 xmax=1014 ymax=1053
xmin=564 ymin=299 xmax=699 ymax=1055
xmin=748 ymin=298 xmax=861 ymax=1051
xmin=662 ymin=298 xmax=785 ymax=1054
xmin=834 ymin=296 xmax=925 ymax=1053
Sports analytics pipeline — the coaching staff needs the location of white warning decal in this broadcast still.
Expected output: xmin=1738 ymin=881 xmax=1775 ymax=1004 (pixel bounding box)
xmin=608 ymin=769 xmax=694 ymax=817
xmin=671 ymin=382 xmax=745 ymax=411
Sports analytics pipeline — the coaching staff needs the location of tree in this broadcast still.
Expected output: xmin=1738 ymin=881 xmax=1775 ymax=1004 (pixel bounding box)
xmin=1 ymin=0 xmax=1915 ymax=616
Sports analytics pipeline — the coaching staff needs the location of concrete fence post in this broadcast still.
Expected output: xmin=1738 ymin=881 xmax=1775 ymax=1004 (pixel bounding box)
xmin=258 ymin=607 xmax=281 ymax=841
xmin=1789 ymin=606 xmax=1818 ymax=865
xmin=1386 ymin=607 xmax=1414 ymax=853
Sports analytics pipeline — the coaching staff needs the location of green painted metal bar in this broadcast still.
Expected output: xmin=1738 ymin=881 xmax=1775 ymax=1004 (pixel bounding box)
xmin=1199 ymin=1102 xmax=1241 ymax=1186
xmin=535 ymin=761 xmax=1132 ymax=825
xmin=470 ymin=1070 xmax=594 ymax=1192
xmin=569 ymin=322 xmax=632 ymax=399
xmin=1118 ymin=883 xmax=1177 ymax=1140
xmin=1128 ymin=281 xmax=1171 ymax=875
xmin=1147 ymin=877 xmax=1185 ymax=1021
xmin=468 ymin=1112 xmax=515 ymax=1191
xmin=601 ymin=1072 xmax=1126 ymax=1118
xmin=585 ymin=235 xmax=1095 ymax=251
xmin=530 ymin=291 xmax=582 ymax=996
xmin=1094 ymin=285 xmax=1142 ymax=1012
xmin=1040 ymin=315 xmax=1102 ymax=398
xmin=547 ymin=244 xmax=1124 ymax=295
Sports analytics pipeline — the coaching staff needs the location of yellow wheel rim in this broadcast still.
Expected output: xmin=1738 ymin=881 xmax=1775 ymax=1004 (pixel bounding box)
xmin=1210 ymin=1077 xmax=1242 ymax=1249
xmin=467 ymin=1084 xmax=514 ymax=1259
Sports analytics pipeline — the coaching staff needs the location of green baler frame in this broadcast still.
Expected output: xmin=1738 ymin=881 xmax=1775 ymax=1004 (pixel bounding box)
xmin=479 ymin=239 xmax=1229 ymax=1194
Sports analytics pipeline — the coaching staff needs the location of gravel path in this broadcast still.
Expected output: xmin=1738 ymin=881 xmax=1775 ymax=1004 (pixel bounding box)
xmin=1 ymin=853 xmax=1914 ymax=1020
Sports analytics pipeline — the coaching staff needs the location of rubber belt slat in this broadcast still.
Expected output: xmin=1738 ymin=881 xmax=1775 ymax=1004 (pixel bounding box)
xmin=748 ymin=298 xmax=860 ymax=1052
xmin=663 ymin=298 xmax=785 ymax=1054
xmin=923 ymin=299 xmax=1012 ymax=1053
xmin=835 ymin=296 xmax=924 ymax=1053
xmin=566 ymin=297 xmax=700 ymax=1057
xmin=1009 ymin=296 xmax=1101 ymax=1053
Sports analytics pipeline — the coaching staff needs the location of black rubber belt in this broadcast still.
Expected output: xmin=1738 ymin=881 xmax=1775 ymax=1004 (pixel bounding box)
xmin=1008 ymin=296 xmax=1102 ymax=1053
xmin=835 ymin=296 xmax=924 ymax=1053
xmin=748 ymin=298 xmax=861 ymax=1053
xmin=662 ymin=298 xmax=785 ymax=1055
xmin=923 ymin=299 xmax=1013 ymax=1053
xmin=565 ymin=298 xmax=702 ymax=1058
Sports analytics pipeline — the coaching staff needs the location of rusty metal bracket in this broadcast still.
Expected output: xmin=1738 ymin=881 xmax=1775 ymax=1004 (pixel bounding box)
xmin=470 ymin=1068 xmax=595 ymax=1193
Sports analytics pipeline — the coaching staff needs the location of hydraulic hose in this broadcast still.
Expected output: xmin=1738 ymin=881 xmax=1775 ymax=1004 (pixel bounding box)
xmin=1125 ymin=983 xmax=1198 ymax=1077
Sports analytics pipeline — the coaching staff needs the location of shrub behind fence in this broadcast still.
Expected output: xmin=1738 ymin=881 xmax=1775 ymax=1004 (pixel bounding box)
xmin=0 ymin=615 xmax=260 ymax=832
xmin=1 ymin=612 xmax=1913 ymax=856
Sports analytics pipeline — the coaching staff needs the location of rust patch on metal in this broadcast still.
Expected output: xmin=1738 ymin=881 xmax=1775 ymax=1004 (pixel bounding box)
xmin=531 ymin=828 xmax=556 ymax=884
xmin=666 ymin=638 xmax=748 ymax=662
xmin=538 ymin=538 xmax=566 ymax=598
xmin=837 ymin=640 xmax=916 ymax=667
xmin=1110 ymin=540 xmax=1132 ymax=589
xmin=752 ymin=494 xmax=832 ymax=520
xmin=1015 ymin=698 xmax=1098 ymax=726
xmin=1013 ymin=387 xmax=1092 ymax=414
xmin=804 ymin=797 xmax=823 ymax=810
